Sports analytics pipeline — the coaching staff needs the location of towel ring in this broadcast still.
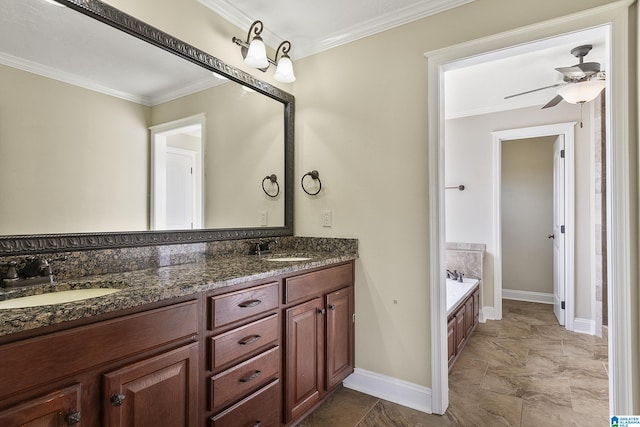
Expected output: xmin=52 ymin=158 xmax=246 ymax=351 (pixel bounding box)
xmin=262 ymin=174 xmax=280 ymax=198
xmin=301 ymin=170 xmax=322 ymax=196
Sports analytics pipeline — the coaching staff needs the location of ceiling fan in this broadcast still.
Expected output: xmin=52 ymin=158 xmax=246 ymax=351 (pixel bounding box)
xmin=505 ymin=44 xmax=606 ymax=109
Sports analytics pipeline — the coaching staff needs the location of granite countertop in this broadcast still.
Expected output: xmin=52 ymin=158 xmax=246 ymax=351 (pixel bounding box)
xmin=0 ymin=251 xmax=357 ymax=338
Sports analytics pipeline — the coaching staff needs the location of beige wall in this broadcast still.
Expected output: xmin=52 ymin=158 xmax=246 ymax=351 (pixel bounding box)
xmin=0 ymin=64 xmax=149 ymax=234
xmin=103 ymin=0 xmax=632 ymax=396
xmin=501 ymin=136 xmax=555 ymax=294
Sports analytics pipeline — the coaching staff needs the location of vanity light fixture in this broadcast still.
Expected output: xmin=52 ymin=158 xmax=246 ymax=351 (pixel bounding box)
xmin=232 ymin=20 xmax=296 ymax=83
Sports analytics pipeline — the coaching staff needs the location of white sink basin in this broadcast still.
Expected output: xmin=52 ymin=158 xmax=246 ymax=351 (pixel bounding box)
xmin=0 ymin=288 xmax=122 ymax=309
xmin=264 ymin=257 xmax=312 ymax=262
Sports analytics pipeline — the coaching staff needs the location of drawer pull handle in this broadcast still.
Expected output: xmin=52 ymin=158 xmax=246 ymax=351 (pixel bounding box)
xmin=238 ymin=334 xmax=262 ymax=345
xmin=238 ymin=299 xmax=262 ymax=308
xmin=329 ymin=304 xmax=336 ymax=311
xmin=239 ymin=370 xmax=262 ymax=383
xmin=110 ymin=393 xmax=126 ymax=407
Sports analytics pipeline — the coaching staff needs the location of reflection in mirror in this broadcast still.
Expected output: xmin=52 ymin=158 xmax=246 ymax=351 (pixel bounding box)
xmin=0 ymin=0 xmax=287 ymax=237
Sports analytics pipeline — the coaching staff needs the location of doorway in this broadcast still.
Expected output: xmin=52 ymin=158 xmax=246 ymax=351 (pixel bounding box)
xmin=426 ymin=5 xmax=634 ymax=416
xmin=492 ymin=123 xmax=575 ymax=327
xmin=150 ymin=114 xmax=205 ymax=230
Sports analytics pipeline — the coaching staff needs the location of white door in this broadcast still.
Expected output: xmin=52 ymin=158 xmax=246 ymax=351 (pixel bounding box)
xmin=552 ymin=135 xmax=565 ymax=325
xmin=165 ymin=147 xmax=196 ymax=230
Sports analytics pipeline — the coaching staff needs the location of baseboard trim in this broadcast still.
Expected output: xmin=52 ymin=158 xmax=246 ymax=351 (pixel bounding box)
xmin=572 ymin=317 xmax=596 ymax=335
xmin=342 ymin=368 xmax=432 ymax=414
xmin=502 ymin=289 xmax=554 ymax=304
xmin=480 ymin=306 xmax=496 ymax=322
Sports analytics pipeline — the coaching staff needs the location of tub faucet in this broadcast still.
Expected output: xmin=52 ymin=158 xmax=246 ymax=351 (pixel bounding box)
xmin=446 ymin=269 xmax=464 ymax=282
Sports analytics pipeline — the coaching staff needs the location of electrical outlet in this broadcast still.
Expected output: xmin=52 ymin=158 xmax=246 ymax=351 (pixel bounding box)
xmin=322 ymin=210 xmax=332 ymax=227
xmin=260 ymin=210 xmax=268 ymax=226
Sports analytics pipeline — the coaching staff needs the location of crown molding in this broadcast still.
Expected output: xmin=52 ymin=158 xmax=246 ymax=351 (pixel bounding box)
xmin=198 ymin=0 xmax=476 ymax=59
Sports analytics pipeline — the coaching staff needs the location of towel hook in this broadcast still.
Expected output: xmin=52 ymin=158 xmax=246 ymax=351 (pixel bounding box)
xmin=301 ymin=170 xmax=322 ymax=196
xmin=262 ymin=174 xmax=280 ymax=197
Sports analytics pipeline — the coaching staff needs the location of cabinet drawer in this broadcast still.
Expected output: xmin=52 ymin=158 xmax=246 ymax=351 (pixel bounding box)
xmin=284 ymin=263 xmax=353 ymax=304
xmin=210 ymin=379 xmax=280 ymax=427
xmin=210 ymin=314 xmax=279 ymax=370
xmin=209 ymin=346 xmax=280 ymax=410
xmin=210 ymin=282 xmax=279 ymax=330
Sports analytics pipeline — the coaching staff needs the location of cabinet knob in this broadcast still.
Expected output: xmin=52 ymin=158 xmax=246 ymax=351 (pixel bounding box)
xmin=328 ymin=304 xmax=336 ymax=311
xmin=253 ymin=421 xmax=261 ymax=427
xmin=318 ymin=308 xmax=326 ymax=315
xmin=66 ymin=411 xmax=81 ymax=425
xmin=110 ymin=393 xmax=126 ymax=407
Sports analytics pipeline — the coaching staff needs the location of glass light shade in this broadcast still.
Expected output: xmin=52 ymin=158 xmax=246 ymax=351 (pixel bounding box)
xmin=274 ymin=56 xmax=296 ymax=83
xmin=244 ymin=36 xmax=269 ymax=69
xmin=557 ymin=80 xmax=606 ymax=104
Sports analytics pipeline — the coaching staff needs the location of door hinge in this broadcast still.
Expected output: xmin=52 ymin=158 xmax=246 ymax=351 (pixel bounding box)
xmin=561 ymin=225 xmax=565 ymax=234
xmin=561 ymin=301 xmax=565 ymax=310
xmin=352 ymin=313 xmax=356 ymax=323
xmin=560 ymin=149 xmax=565 ymax=158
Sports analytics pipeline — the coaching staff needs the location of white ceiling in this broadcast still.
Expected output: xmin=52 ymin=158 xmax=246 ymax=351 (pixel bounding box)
xmin=2 ymin=0 xmax=609 ymax=116
xmin=198 ymin=0 xmax=476 ymax=59
xmin=0 ymin=0 xmax=222 ymax=106
xmin=445 ymin=26 xmax=609 ymax=119
xmin=202 ymin=0 xmax=609 ymax=117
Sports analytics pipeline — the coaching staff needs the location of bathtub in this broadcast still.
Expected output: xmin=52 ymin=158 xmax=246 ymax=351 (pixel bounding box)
xmin=446 ymin=277 xmax=480 ymax=315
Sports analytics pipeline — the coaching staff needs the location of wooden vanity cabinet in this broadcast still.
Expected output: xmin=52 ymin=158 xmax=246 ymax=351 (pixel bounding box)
xmin=283 ymin=262 xmax=355 ymax=424
xmin=205 ymin=281 xmax=281 ymax=426
xmin=448 ymin=287 xmax=480 ymax=371
xmin=0 ymin=298 xmax=200 ymax=427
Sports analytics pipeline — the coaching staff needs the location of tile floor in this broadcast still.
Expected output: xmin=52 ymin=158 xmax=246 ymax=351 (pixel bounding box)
xmin=298 ymin=300 xmax=609 ymax=426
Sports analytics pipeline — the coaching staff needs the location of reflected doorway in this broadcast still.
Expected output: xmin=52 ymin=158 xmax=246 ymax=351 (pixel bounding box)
xmin=151 ymin=114 xmax=205 ymax=230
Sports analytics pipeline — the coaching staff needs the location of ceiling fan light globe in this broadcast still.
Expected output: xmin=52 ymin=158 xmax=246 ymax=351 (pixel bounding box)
xmin=557 ymin=80 xmax=606 ymax=104
xmin=244 ymin=37 xmax=269 ymax=69
xmin=274 ymin=56 xmax=296 ymax=83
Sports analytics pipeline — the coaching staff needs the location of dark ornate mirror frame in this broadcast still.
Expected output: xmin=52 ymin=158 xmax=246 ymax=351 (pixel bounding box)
xmin=0 ymin=0 xmax=294 ymax=255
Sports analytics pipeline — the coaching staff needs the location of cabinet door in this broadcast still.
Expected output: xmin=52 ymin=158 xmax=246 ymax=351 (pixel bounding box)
xmin=447 ymin=318 xmax=456 ymax=367
xmin=285 ymin=297 xmax=324 ymax=422
xmin=473 ymin=289 xmax=480 ymax=326
xmin=325 ymin=287 xmax=354 ymax=390
xmin=455 ymin=307 xmax=466 ymax=355
xmin=103 ymin=343 xmax=198 ymax=427
xmin=0 ymin=384 xmax=81 ymax=427
xmin=464 ymin=297 xmax=474 ymax=336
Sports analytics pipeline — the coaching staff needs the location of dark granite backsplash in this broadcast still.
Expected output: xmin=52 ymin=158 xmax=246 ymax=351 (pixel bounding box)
xmin=0 ymin=237 xmax=358 ymax=282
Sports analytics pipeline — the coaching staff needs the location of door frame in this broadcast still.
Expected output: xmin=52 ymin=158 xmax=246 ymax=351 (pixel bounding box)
xmin=491 ymin=123 xmax=575 ymax=328
xmin=425 ymin=0 xmax=634 ymax=416
xmin=150 ymin=113 xmax=205 ymax=230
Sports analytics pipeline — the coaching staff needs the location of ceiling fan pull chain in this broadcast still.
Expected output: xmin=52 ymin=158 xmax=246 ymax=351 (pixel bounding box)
xmin=580 ymin=102 xmax=584 ymax=128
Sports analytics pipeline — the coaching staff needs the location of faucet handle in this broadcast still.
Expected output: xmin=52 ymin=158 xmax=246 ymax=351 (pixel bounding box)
xmin=2 ymin=261 xmax=18 ymax=280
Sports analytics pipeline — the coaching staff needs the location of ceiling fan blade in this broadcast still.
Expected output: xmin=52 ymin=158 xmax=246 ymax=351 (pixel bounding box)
xmin=504 ymin=83 xmax=564 ymax=100
xmin=541 ymin=94 xmax=564 ymax=109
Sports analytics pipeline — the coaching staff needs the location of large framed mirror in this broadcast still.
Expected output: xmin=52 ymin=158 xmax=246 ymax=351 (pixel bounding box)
xmin=0 ymin=0 xmax=294 ymax=255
